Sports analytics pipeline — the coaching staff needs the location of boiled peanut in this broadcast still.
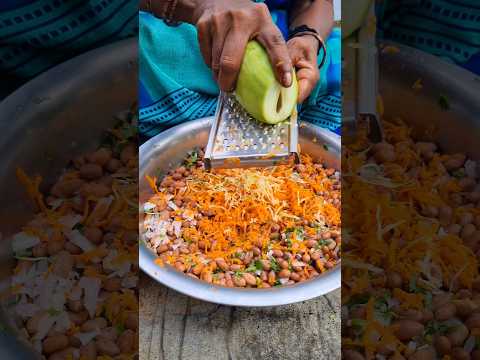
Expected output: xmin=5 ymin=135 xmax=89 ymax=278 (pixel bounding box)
xmin=117 ymin=329 xmax=135 ymax=353
xmin=79 ymin=341 xmax=97 ymax=360
xmin=80 ymin=163 xmax=103 ymax=180
xmin=106 ymin=158 xmax=122 ymax=173
xmin=125 ymin=312 xmax=138 ymax=331
xmin=434 ymin=335 xmax=451 ymax=356
xmin=447 ymin=324 xmax=469 ymax=346
xmin=451 ymin=347 xmax=470 ymax=360
xmin=42 ymin=335 xmax=69 ymax=354
xmin=103 ymin=277 xmax=121 ymax=292
xmin=89 ymin=148 xmax=112 ymax=167
xmin=435 ymin=303 xmax=457 ymax=321
xmin=233 ymin=276 xmax=246 ymax=287
xmin=243 ymin=273 xmax=257 ymax=286
xmin=392 ymin=320 xmax=424 ymax=341
xmin=81 ymin=318 xmax=108 ymax=332
xmin=408 ymin=346 xmax=435 ymax=360
xmin=343 ymin=349 xmax=365 ymax=360
xmin=96 ymin=339 xmax=120 ymax=356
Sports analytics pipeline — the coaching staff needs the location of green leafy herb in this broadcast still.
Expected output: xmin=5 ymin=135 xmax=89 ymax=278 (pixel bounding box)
xmin=273 ymin=280 xmax=282 ymax=287
xmin=346 ymin=294 xmax=370 ymax=308
xmin=424 ymin=321 xmax=452 ymax=336
xmin=245 ymin=264 xmax=257 ymax=273
xmin=184 ymin=150 xmax=199 ymax=168
xmin=116 ymin=323 xmax=125 ymax=335
xmin=374 ymin=296 xmax=394 ymax=325
xmin=47 ymin=308 xmax=61 ymax=317
xmin=72 ymin=223 xmax=84 ymax=232
xmin=317 ymin=239 xmax=329 ymax=247
xmin=452 ymin=169 xmax=466 ymax=178
xmin=351 ymin=319 xmax=366 ymax=334
xmin=246 ymin=260 xmax=264 ymax=272
xmin=285 ymin=227 xmax=304 ymax=241
xmin=270 ymin=257 xmax=280 ymax=272
xmin=323 ymin=144 xmax=329 ymax=151
xmin=424 ymin=292 xmax=433 ymax=309
xmin=286 ymin=239 xmax=293 ymax=248
xmin=438 ymin=94 xmax=450 ymax=110
xmin=409 ymin=276 xmax=418 ymax=293
xmin=234 ymin=270 xmax=244 ymax=278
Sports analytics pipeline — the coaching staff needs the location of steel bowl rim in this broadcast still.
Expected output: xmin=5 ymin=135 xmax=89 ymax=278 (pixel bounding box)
xmin=139 ymin=117 xmax=341 ymax=307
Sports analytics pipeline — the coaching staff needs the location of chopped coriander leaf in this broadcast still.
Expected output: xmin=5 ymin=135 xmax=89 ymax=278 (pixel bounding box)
xmin=323 ymin=144 xmax=329 ymax=151
xmin=254 ymin=260 xmax=263 ymax=271
xmin=346 ymin=294 xmax=370 ymax=308
xmin=245 ymin=260 xmax=263 ymax=272
xmin=438 ymin=94 xmax=450 ymax=110
xmin=184 ymin=150 xmax=199 ymax=168
xmin=317 ymin=239 xmax=329 ymax=247
xmin=47 ymin=308 xmax=61 ymax=317
xmin=72 ymin=223 xmax=84 ymax=232
xmin=424 ymin=321 xmax=451 ymax=336
xmin=452 ymin=169 xmax=465 ymax=178
xmin=285 ymin=227 xmax=304 ymax=241
xmin=245 ymin=264 xmax=257 ymax=273
xmin=269 ymin=257 xmax=280 ymax=272
xmin=116 ymin=324 xmax=125 ymax=335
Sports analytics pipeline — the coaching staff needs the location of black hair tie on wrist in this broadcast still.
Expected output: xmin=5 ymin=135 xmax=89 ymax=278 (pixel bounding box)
xmin=288 ymin=25 xmax=327 ymax=69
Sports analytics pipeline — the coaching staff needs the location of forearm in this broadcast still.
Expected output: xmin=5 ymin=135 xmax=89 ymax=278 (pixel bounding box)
xmin=138 ymin=0 xmax=201 ymax=24
xmin=289 ymin=0 xmax=334 ymax=40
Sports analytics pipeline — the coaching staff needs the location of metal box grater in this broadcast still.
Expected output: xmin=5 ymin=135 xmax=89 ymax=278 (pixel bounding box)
xmin=204 ymin=92 xmax=299 ymax=170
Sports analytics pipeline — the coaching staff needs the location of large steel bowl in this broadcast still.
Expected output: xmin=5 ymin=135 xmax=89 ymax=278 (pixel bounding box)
xmin=139 ymin=119 xmax=341 ymax=307
xmin=379 ymin=42 xmax=480 ymax=159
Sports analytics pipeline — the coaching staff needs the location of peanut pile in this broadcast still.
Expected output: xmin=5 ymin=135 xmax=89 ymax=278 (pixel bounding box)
xmin=143 ymin=150 xmax=341 ymax=288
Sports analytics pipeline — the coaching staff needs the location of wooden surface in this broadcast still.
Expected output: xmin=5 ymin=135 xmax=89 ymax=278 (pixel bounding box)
xmin=139 ymin=274 xmax=340 ymax=360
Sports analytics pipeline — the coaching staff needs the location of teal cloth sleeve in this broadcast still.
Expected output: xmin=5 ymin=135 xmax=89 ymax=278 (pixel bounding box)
xmin=139 ymin=12 xmax=342 ymax=139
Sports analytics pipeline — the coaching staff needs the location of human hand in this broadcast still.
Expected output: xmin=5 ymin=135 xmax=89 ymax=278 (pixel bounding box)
xmin=191 ymin=0 xmax=293 ymax=91
xmin=287 ymin=35 xmax=320 ymax=103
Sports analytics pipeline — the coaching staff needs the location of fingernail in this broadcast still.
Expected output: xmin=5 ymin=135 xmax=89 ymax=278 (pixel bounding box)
xmin=283 ymin=72 xmax=292 ymax=87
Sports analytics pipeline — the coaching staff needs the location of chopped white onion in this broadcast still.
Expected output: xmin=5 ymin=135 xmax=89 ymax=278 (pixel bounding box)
xmin=48 ymin=198 xmax=64 ymax=210
xmin=465 ymin=160 xmax=477 ymax=179
xmin=143 ymin=202 xmax=156 ymax=212
xmin=79 ymin=277 xmax=101 ymax=319
xmin=74 ymin=330 xmax=99 ymax=346
xmin=58 ymin=214 xmax=83 ymax=230
xmin=32 ymin=313 xmax=56 ymax=341
xmin=167 ymin=201 xmax=178 ymax=211
xmin=11 ymin=232 xmax=40 ymax=253
xmin=172 ymin=221 xmax=182 ymax=238
xmin=121 ymin=276 xmax=138 ymax=289
xmin=464 ymin=335 xmax=476 ymax=353
xmin=14 ymin=303 xmax=40 ymax=318
xmin=66 ymin=230 xmax=94 ymax=252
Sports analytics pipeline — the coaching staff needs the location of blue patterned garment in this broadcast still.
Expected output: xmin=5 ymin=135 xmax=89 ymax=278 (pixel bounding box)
xmin=0 ymin=0 xmax=138 ymax=97
xmin=377 ymin=0 xmax=480 ymax=75
xmin=139 ymin=2 xmax=341 ymax=140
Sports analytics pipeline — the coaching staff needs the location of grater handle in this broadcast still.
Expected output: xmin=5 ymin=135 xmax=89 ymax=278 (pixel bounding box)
xmin=357 ymin=4 xmax=383 ymax=142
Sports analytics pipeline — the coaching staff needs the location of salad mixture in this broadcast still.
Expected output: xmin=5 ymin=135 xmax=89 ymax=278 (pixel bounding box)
xmin=5 ymin=111 xmax=139 ymax=360
xmin=342 ymin=118 xmax=480 ymax=359
xmin=143 ymin=151 xmax=341 ymax=288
